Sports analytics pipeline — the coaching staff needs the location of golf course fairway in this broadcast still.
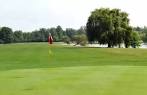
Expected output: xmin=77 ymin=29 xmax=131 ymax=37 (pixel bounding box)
xmin=0 ymin=43 xmax=147 ymax=95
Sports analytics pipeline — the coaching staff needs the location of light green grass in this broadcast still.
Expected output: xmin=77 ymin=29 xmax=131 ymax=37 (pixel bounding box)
xmin=0 ymin=43 xmax=147 ymax=95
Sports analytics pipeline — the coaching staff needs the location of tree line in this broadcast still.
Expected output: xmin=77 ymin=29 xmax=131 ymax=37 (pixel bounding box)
xmin=0 ymin=26 xmax=86 ymax=44
xmin=0 ymin=8 xmax=145 ymax=48
xmin=133 ymin=26 xmax=147 ymax=42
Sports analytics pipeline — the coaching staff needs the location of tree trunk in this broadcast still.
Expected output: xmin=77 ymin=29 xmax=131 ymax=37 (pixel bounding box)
xmin=108 ymin=43 xmax=111 ymax=48
xmin=125 ymin=44 xmax=129 ymax=48
xmin=118 ymin=44 xmax=121 ymax=48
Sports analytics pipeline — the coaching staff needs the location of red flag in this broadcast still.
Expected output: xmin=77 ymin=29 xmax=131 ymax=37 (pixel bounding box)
xmin=48 ymin=35 xmax=53 ymax=44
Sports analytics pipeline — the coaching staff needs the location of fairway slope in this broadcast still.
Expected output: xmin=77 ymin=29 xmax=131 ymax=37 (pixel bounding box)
xmin=0 ymin=43 xmax=147 ymax=95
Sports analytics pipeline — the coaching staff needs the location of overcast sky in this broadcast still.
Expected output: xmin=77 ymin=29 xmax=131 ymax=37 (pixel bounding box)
xmin=0 ymin=0 xmax=147 ymax=31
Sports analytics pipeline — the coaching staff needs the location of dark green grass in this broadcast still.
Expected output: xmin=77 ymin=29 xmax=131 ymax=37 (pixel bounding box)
xmin=0 ymin=43 xmax=147 ymax=71
xmin=0 ymin=43 xmax=147 ymax=95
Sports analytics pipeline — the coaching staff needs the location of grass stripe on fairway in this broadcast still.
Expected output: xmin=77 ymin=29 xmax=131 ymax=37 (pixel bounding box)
xmin=0 ymin=66 xmax=147 ymax=95
xmin=0 ymin=66 xmax=129 ymax=95
xmin=104 ymin=66 xmax=147 ymax=95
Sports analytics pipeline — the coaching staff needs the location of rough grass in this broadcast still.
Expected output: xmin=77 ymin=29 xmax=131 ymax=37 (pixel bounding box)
xmin=0 ymin=43 xmax=147 ymax=95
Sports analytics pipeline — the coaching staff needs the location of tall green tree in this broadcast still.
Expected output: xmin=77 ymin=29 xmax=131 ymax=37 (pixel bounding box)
xmin=123 ymin=27 xmax=132 ymax=48
xmin=130 ymin=31 xmax=141 ymax=48
xmin=0 ymin=27 xmax=13 ymax=44
xmin=23 ymin=32 xmax=32 ymax=42
xmin=50 ymin=27 xmax=59 ymax=41
xmin=38 ymin=28 xmax=47 ymax=42
xmin=86 ymin=8 xmax=133 ymax=48
xmin=56 ymin=25 xmax=64 ymax=41
xmin=133 ymin=26 xmax=147 ymax=43
xmin=65 ymin=28 xmax=77 ymax=42
xmin=77 ymin=26 xmax=86 ymax=35
xmin=13 ymin=31 xmax=23 ymax=43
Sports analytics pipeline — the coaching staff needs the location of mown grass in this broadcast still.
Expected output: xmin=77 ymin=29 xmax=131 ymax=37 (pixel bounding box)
xmin=0 ymin=43 xmax=147 ymax=95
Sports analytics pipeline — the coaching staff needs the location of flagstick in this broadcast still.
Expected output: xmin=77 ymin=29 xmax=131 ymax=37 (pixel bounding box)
xmin=48 ymin=45 xmax=52 ymax=55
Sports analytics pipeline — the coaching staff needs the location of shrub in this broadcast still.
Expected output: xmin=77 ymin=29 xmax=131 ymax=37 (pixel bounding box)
xmin=73 ymin=34 xmax=87 ymax=46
